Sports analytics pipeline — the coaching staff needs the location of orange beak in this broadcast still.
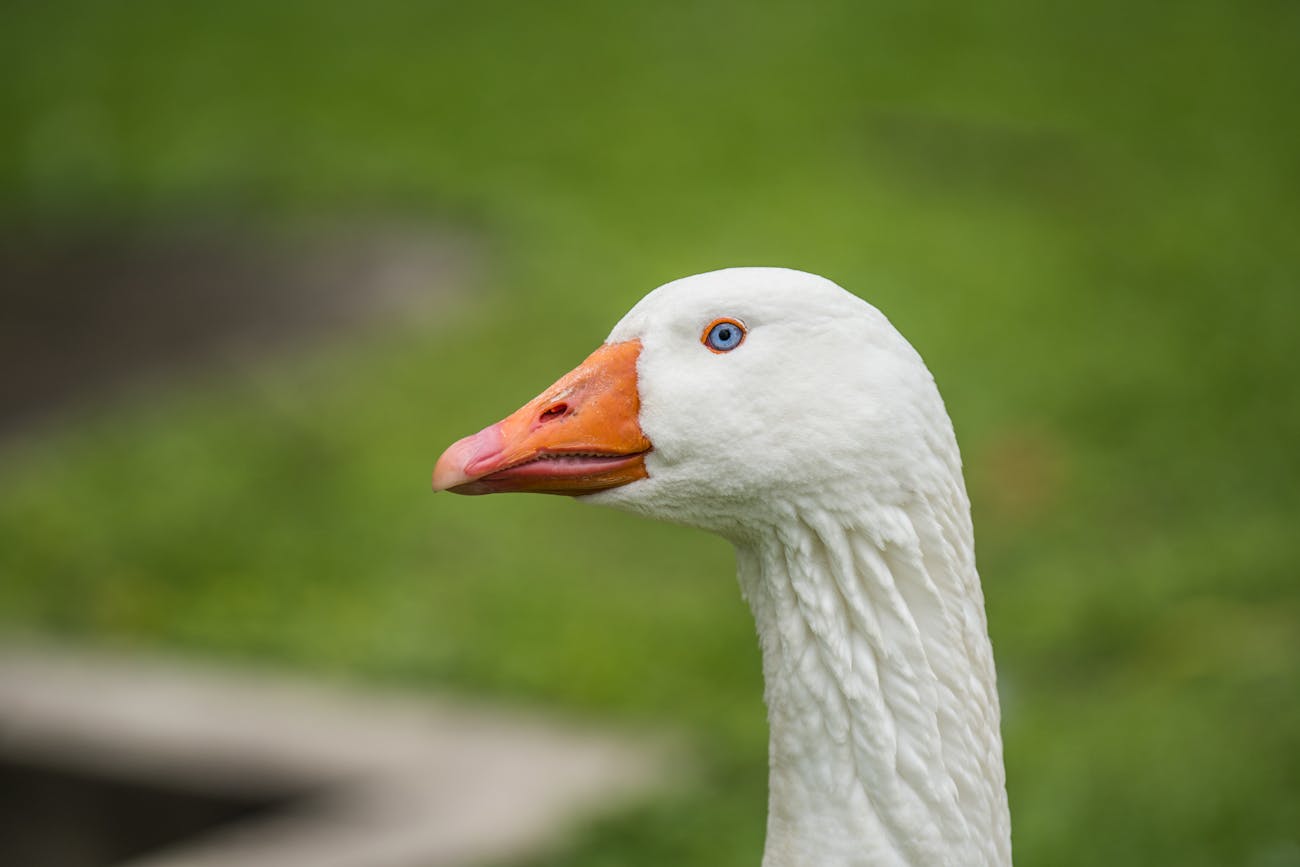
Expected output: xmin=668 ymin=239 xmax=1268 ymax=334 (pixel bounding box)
xmin=432 ymin=340 xmax=651 ymax=496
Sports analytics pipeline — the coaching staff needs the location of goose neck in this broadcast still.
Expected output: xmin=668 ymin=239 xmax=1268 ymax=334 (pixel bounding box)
xmin=733 ymin=499 xmax=1011 ymax=867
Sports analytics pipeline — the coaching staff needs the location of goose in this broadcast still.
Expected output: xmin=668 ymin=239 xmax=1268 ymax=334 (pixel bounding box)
xmin=431 ymin=267 xmax=1012 ymax=867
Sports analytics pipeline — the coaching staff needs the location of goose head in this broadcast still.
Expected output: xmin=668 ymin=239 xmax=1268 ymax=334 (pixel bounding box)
xmin=433 ymin=267 xmax=954 ymax=537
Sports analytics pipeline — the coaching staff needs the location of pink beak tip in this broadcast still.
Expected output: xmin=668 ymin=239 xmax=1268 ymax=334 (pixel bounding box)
xmin=431 ymin=424 xmax=504 ymax=492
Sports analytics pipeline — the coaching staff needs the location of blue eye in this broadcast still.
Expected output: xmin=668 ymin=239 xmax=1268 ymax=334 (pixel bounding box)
xmin=702 ymin=318 xmax=746 ymax=353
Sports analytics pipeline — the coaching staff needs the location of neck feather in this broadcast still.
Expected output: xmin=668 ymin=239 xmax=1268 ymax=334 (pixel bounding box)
xmin=733 ymin=486 xmax=1011 ymax=867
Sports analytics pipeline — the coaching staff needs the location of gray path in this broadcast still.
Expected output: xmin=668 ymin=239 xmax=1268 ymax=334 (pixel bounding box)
xmin=0 ymin=646 xmax=665 ymax=867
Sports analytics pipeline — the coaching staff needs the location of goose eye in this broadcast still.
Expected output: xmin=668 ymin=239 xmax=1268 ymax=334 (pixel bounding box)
xmin=702 ymin=318 xmax=746 ymax=353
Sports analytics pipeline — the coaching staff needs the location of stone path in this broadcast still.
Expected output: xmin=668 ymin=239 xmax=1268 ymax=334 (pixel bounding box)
xmin=0 ymin=646 xmax=664 ymax=867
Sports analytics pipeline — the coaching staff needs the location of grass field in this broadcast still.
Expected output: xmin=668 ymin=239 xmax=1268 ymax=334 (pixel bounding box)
xmin=2 ymin=2 xmax=1298 ymax=864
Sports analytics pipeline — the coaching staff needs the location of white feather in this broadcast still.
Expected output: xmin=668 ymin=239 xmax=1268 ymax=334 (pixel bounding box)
xmin=592 ymin=268 xmax=1011 ymax=867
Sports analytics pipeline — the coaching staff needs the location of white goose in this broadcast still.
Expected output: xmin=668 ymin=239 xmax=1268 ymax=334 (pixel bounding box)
xmin=433 ymin=267 xmax=1012 ymax=867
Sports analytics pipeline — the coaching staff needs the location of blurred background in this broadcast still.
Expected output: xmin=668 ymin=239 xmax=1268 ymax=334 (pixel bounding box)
xmin=1 ymin=1 xmax=1298 ymax=865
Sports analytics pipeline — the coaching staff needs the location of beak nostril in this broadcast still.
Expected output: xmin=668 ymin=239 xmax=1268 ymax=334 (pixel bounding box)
xmin=539 ymin=402 xmax=569 ymax=423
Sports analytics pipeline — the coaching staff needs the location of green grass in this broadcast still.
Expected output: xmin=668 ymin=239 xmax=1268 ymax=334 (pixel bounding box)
xmin=2 ymin=1 xmax=1299 ymax=864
